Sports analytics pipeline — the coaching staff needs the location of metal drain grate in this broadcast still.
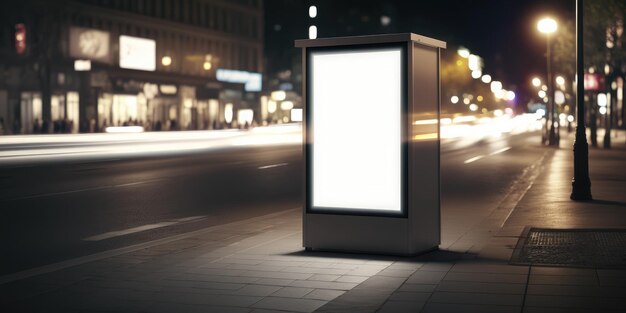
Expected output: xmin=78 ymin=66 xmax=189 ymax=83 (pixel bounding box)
xmin=510 ymin=228 xmax=626 ymax=268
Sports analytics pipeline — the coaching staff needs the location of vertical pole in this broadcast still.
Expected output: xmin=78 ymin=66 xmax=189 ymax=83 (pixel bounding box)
xmin=547 ymin=33 xmax=557 ymax=146
xmin=571 ymin=0 xmax=592 ymax=200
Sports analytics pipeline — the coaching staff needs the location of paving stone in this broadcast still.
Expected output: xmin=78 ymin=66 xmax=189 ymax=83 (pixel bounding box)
xmin=528 ymin=274 xmax=598 ymax=286
xmin=303 ymin=289 xmax=345 ymax=301
xmin=308 ymin=274 xmax=340 ymax=281
xmin=429 ymin=291 xmax=523 ymax=306
xmin=377 ymin=300 xmax=425 ymax=313
xmin=443 ymin=272 xmax=527 ymax=284
xmin=420 ymin=263 xmax=454 ymax=272
xmin=451 ymin=263 xmax=528 ymax=274
xmin=271 ymin=286 xmax=313 ymax=298
xmin=524 ymin=295 xmax=626 ymax=310
xmin=526 ymin=284 xmax=626 ymax=298
xmin=289 ymin=280 xmax=357 ymax=290
xmin=436 ymin=281 xmax=526 ymax=294
xmin=406 ymin=271 xmax=447 ymax=284
xmin=335 ymin=275 xmax=369 ymax=283
xmin=251 ymin=296 xmax=326 ymax=313
xmin=397 ymin=283 xmax=437 ymax=293
xmin=388 ymin=291 xmax=431 ymax=302
xmin=353 ymin=276 xmax=405 ymax=291
xmin=376 ymin=268 xmax=416 ymax=278
xmin=421 ymin=302 xmax=521 ymax=313
xmin=530 ymin=267 xmax=595 ymax=276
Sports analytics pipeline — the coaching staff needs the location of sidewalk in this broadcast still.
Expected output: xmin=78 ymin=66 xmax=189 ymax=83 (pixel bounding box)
xmin=2 ymin=132 xmax=626 ymax=313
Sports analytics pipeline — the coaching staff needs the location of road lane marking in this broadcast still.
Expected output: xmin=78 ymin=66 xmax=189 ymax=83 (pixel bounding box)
xmin=3 ymin=180 xmax=159 ymax=201
xmin=83 ymin=215 xmax=207 ymax=241
xmin=464 ymin=146 xmax=511 ymax=164
xmin=258 ymin=163 xmax=288 ymax=170
xmin=464 ymin=155 xmax=485 ymax=164
xmin=83 ymin=222 xmax=177 ymax=241
xmin=489 ymin=146 xmax=512 ymax=156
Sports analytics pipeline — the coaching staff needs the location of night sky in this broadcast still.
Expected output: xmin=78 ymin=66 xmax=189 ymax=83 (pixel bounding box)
xmin=264 ymin=0 xmax=575 ymax=104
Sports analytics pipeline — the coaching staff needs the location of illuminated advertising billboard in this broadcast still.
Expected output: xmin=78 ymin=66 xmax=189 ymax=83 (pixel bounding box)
xmin=308 ymin=45 xmax=405 ymax=215
xmin=119 ymin=35 xmax=156 ymax=71
xmin=216 ymin=69 xmax=262 ymax=92
xmin=69 ymin=27 xmax=111 ymax=63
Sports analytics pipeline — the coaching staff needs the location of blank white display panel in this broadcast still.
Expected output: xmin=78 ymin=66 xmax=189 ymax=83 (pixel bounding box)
xmin=311 ymin=48 xmax=402 ymax=213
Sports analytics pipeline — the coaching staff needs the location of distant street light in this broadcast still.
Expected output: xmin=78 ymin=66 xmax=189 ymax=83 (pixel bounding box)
xmin=457 ymin=47 xmax=470 ymax=58
xmin=537 ymin=17 xmax=558 ymax=146
xmin=481 ymin=74 xmax=492 ymax=84
xmin=532 ymin=77 xmax=541 ymax=87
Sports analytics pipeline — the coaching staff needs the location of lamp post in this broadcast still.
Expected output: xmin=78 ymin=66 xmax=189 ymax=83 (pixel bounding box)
xmin=538 ymin=17 xmax=558 ymax=146
xmin=571 ymin=0 xmax=592 ymax=200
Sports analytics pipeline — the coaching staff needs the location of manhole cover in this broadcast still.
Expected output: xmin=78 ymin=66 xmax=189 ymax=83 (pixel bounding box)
xmin=510 ymin=228 xmax=626 ymax=268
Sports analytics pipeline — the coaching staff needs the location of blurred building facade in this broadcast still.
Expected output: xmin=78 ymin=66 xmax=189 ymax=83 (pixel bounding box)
xmin=0 ymin=0 xmax=263 ymax=134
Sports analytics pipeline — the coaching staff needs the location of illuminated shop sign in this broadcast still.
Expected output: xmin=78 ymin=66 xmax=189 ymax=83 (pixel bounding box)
xmin=119 ymin=35 xmax=156 ymax=71
xmin=69 ymin=27 xmax=111 ymax=63
xmin=310 ymin=47 xmax=403 ymax=214
xmin=216 ymin=69 xmax=262 ymax=92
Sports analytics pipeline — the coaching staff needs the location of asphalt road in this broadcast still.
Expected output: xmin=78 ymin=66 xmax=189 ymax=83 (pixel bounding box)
xmin=0 ymin=127 xmax=547 ymax=276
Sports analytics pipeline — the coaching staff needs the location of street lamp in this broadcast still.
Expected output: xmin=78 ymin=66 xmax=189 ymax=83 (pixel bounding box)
xmin=538 ymin=17 xmax=558 ymax=146
xmin=571 ymin=0 xmax=591 ymax=200
xmin=532 ymin=77 xmax=541 ymax=87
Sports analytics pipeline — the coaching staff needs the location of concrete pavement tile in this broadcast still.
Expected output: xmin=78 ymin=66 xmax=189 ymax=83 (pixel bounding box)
xmin=530 ymin=267 xmax=595 ymax=276
xmin=387 ymin=261 xmax=424 ymax=270
xmin=234 ymin=285 xmax=282 ymax=297
xmin=522 ymin=306 xmax=617 ymax=313
xmin=227 ymin=264 xmax=286 ymax=272
xmin=252 ymin=278 xmax=295 ymax=286
xmin=167 ymin=272 xmax=261 ymax=284
xmin=261 ymin=260 xmax=308 ymax=267
xmin=526 ymin=284 xmax=626 ymax=298
xmin=289 ymin=280 xmax=358 ymax=290
xmin=528 ymin=274 xmax=598 ymax=286
xmin=397 ymin=283 xmax=437 ymax=292
xmin=388 ymin=291 xmax=431 ymax=302
xmin=421 ymin=302 xmax=521 ymax=313
xmin=244 ymin=270 xmax=313 ymax=280
xmin=451 ymin=262 xmax=529 ymax=274
xmin=152 ymin=292 xmax=262 ymax=307
xmin=271 ymin=286 xmax=314 ymax=298
xmin=376 ymin=268 xmax=417 ymax=278
xmin=597 ymin=275 xmax=626 ymax=287
xmin=315 ymin=289 xmax=390 ymax=313
xmin=377 ymin=300 xmax=425 ymax=313
xmin=281 ymin=266 xmax=348 ymax=275
xmin=352 ymin=276 xmax=405 ymax=291
xmin=215 ymin=258 xmax=265 ymax=265
xmin=251 ymin=309 xmax=293 ymax=313
xmin=443 ymin=272 xmax=527 ymax=284
xmin=303 ymin=289 xmax=345 ymax=301
xmin=186 ymin=267 xmax=247 ymax=276
xmin=308 ymin=274 xmax=340 ymax=281
xmin=524 ymin=295 xmax=626 ymax=310
xmin=597 ymin=269 xmax=626 ymax=278
xmin=148 ymin=302 xmax=252 ymax=313
xmin=335 ymin=275 xmax=368 ymax=283
xmin=435 ymin=281 xmax=526 ymax=294
xmin=251 ymin=296 xmax=326 ymax=313
xmin=419 ymin=263 xmax=454 ymax=272
xmin=161 ymin=279 xmax=245 ymax=290
xmin=429 ymin=291 xmax=523 ymax=306
xmin=406 ymin=271 xmax=446 ymax=284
